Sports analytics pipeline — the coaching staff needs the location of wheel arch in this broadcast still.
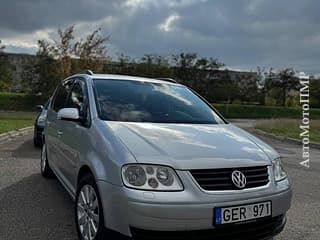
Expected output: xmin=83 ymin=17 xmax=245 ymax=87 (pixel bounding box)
xmin=77 ymin=165 xmax=94 ymax=185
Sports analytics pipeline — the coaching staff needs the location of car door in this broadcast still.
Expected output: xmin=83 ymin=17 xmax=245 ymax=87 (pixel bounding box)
xmin=46 ymin=79 xmax=74 ymax=181
xmin=57 ymin=78 xmax=91 ymax=191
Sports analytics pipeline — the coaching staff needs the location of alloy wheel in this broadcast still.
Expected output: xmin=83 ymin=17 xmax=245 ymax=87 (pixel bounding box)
xmin=41 ymin=144 xmax=46 ymax=173
xmin=77 ymin=184 xmax=100 ymax=240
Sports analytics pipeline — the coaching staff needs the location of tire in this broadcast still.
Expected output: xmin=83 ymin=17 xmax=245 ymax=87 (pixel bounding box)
xmin=40 ymin=143 xmax=54 ymax=178
xmin=34 ymin=137 xmax=42 ymax=148
xmin=75 ymin=173 xmax=106 ymax=240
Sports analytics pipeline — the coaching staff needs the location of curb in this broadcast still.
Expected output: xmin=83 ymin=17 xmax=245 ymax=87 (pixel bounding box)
xmin=252 ymin=128 xmax=320 ymax=149
xmin=0 ymin=126 xmax=34 ymax=143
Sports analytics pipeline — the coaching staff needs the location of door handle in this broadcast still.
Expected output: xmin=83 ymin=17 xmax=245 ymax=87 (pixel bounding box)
xmin=57 ymin=130 xmax=63 ymax=136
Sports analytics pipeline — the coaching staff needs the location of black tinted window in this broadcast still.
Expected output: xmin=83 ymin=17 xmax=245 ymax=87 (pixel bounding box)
xmin=52 ymin=81 xmax=73 ymax=112
xmin=94 ymin=79 xmax=224 ymax=124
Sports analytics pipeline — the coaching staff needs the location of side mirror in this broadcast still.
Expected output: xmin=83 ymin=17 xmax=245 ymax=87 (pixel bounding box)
xmin=36 ymin=105 xmax=44 ymax=112
xmin=57 ymin=108 xmax=80 ymax=121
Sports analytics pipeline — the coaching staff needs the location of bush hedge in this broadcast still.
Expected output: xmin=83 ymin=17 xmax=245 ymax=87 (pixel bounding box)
xmin=1 ymin=92 xmax=319 ymax=119
xmin=0 ymin=92 xmax=46 ymax=111
xmin=213 ymin=103 xmax=320 ymax=119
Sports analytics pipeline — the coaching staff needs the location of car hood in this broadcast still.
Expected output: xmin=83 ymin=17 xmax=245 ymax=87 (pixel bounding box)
xmin=105 ymin=122 xmax=278 ymax=170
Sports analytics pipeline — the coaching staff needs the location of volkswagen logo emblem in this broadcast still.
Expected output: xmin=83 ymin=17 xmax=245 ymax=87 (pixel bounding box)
xmin=231 ymin=170 xmax=247 ymax=189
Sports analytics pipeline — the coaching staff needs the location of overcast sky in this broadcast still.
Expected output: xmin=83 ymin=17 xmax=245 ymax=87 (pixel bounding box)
xmin=1 ymin=0 xmax=319 ymax=74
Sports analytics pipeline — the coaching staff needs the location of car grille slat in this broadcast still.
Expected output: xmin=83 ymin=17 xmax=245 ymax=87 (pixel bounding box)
xmin=190 ymin=166 xmax=269 ymax=191
xmin=196 ymin=177 xmax=230 ymax=182
xmin=245 ymin=172 xmax=269 ymax=178
xmin=200 ymin=183 xmax=234 ymax=189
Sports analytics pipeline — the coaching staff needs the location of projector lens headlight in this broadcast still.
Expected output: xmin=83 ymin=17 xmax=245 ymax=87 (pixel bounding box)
xmin=122 ymin=164 xmax=183 ymax=191
xmin=123 ymin=165 xmax=146 ymax=187
xmin=37 ymin=112 xmax=47 ymax=126
xmin=157 ymin=167 xmax=174 ymax=186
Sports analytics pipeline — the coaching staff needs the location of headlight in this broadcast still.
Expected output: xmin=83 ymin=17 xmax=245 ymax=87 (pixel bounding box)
xmin=121 ymin=164 xmax=183 ymax=191
xmin=272 ymin=158 xmax=287 ymax=182
xmin=37 ymin=112 xmax=47 ymax=126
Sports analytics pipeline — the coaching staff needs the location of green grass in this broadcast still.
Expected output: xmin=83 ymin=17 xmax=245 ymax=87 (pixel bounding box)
xmin=0 ymin=92 xmax=40 ymax=133
xmin=255 ymin=119 xmax=320 ymax=143
xmin=212 ymin=103 xmax=320 ymax=119
xmin=0 ymin=111 xmax=37 ymax=120
xmin=0 ymin=111 xmax=36 ymax=134
xmin=0 ymin=119 xmax=34 ymax=134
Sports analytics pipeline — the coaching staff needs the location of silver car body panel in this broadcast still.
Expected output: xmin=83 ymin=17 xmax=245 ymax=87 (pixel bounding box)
xmin=44 ymin=74 xmax=292 ymax=238
xmin=97 ymin=180 xmax=291 ymax=235
xmin=104 ymin=121 xmax=278 ymax=169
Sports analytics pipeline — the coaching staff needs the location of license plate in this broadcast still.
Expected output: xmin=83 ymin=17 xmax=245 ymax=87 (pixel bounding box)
xmin=214 ymin=201 xmax=272 ymax=225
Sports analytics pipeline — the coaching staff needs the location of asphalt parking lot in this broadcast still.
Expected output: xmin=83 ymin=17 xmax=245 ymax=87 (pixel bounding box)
xmin=0 ymin=127 xmax=319 ymax=240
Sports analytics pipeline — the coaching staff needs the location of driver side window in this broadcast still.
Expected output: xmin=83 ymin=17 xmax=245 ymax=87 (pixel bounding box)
xmin=66 ymin=80 xmax=90 ymax=126
xmin=52 ymin=80 xmax=74 ymax=112
xmin=67 ymin=81 xmax=85 ymax=114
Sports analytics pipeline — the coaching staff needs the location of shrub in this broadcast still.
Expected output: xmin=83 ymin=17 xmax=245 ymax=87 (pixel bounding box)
xmin=212 ymin=103 xmax=320 ymax=119
xmin=0 ymin=92 xmax=46 ymax=111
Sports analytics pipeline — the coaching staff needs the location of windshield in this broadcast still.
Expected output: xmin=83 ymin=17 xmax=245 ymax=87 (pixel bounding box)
xmin=93 ymin=79 xmax=225 ymax=124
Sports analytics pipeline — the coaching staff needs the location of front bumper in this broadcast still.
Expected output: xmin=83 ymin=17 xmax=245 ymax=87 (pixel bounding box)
xmin=130 ymin=214 xmax=286 ymax=240
xmin=97 ymin=171 xmax=292 ymax=238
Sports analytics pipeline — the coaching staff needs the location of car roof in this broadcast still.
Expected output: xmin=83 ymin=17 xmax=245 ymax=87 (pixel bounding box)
xmin=71 ymin=73 xmax=180 ymax=85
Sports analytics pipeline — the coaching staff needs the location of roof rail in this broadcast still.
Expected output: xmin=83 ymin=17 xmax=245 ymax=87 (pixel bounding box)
xmin=156 ymin=78 xmax=178 ymax=83
xmin=81 ymin=70 xmax=93 ymax=75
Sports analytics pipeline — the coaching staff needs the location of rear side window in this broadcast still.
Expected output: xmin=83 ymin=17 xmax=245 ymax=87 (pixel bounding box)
xmin=52 ymin=80 xmax=74 ymax=112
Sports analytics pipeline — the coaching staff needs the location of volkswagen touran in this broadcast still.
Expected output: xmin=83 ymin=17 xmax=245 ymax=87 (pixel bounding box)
xmin=42 ymin=71 xmax=292 ymax=240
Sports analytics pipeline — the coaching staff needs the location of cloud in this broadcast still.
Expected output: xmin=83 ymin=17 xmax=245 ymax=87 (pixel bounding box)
xmin=159 ymin=15 xmax=180 ymax=32
xmin=0 ymin=0 xmax=320 ymax=74
xmin=2 ymin=30 xmax=53 ymax=47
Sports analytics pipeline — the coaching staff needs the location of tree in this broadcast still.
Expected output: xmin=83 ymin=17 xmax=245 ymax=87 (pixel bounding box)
xmin=24 ymin=25 xmax=110 ymax=96
xmin=0 ymin=40 xmax=13 ymax=91
xmin=48 ymin=25 xmax=109 ymax=75
xmin=112 ymin=53 xmax=136 ymax=75
xmin=54 ymin=25 xmax=75 ymax=78
xmin=171 ymin=53 xmax=225 ymax=101
xmin=262 ymin=68 xmax=299 ymax=106
xmin=262 ymin=68 xmax=280 ymax=106
xmin=22 ymin=40 xmax=60 ymax=97
xmin=310 ymin=78 xmax=320 ymax=108
xmin=0 ymin=40 xmax=4 ymax=52
xmin=276 ymin=68 xmax=299 ymax=106
xmin=209 ymin=70 xmax=240 ymax=103
xmin=136 ymin=54 xmax=173 ymax=78
xmin=37 ymin=25 xmax=109 ymax=78
xmin=172 ymin=53 xmax=224 ymax=85
xmin=73 ymin=28 xmax=109 ymax=73
xmin=171 ymin=53 xmax=198 ymax=85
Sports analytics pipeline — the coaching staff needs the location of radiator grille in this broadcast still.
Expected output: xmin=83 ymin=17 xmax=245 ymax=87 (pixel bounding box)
xmin=190 ymin=166 xmax=269 ymax=191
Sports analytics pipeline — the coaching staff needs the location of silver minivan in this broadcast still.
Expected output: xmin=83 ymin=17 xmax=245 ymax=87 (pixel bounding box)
xmin=42 ymin=72 xmax=292 ymax=240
